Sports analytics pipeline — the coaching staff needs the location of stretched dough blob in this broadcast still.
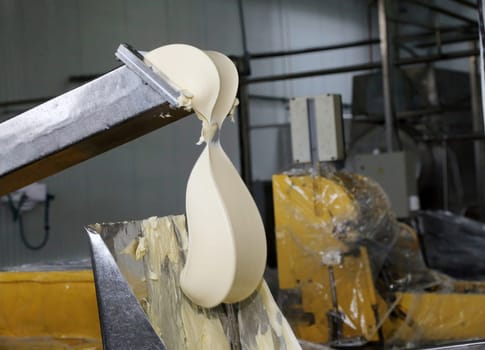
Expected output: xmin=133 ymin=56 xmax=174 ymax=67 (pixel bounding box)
xmin=144 ymin=44 xmax=220 ymax=119
xmin=145 ymin=45 xmax=267 ymax=308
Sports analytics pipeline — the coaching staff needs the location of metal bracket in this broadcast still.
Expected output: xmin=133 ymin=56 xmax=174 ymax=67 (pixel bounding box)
xmin=115 ymin=44 xmax=181 ymax=107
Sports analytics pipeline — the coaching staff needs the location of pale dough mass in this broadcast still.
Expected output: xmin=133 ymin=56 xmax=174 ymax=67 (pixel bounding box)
xmin=144 ymin=44 xmax=267 ymax=308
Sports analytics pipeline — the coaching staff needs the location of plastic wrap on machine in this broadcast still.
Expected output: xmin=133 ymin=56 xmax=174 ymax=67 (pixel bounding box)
xmin=273 ymin=166 xmax=485 ymax=348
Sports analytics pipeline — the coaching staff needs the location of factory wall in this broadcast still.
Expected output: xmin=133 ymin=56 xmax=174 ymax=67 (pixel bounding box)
xmin=0 ymin=0 xmax=377 ymax=267
xmin=246 ymin=0 xmax=375 ymax=179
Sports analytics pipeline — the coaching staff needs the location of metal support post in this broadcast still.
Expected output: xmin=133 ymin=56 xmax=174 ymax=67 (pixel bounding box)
xmin=442 ymin=140 xmax=449 ymax=211
xmin=378 ymin=0 xmax=400 ymax=152
xmin=470 ymin=42 xmax=485 ymax=219
xmin=306 ymin=98 xmax=320 ymax=175
xmin=237 ymin=83 xmax=253 ymax=188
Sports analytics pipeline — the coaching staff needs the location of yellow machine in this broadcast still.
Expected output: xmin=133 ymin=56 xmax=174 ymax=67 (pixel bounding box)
xmin=0 ymin=270 xmax=101 ymax=349
xmin=273 ymin=172 xmax=485 ymax=347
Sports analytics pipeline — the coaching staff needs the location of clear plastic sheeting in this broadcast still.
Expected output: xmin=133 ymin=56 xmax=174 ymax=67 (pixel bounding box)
xmin=273 ymin=167 xmax=485 ymax=348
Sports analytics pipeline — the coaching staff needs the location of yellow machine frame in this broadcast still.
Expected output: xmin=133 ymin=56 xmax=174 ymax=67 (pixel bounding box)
xmin=273 ymin=173 xmax=485 ymax=346
xmin=0 ymin=270 xmax=101 ymax=349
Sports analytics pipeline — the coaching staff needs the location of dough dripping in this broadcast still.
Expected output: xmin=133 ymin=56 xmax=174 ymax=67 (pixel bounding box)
xmin=144 ymin=44 xmax=267 ymax=308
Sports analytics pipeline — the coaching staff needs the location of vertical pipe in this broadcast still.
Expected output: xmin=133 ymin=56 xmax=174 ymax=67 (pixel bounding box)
xmin=306 ymin=98 xmax=320 ymax=175
xmin=237 ymin=84 xmax=253 ymax=188
xmin=470 ymin=42 xmax=485 ymax=220
xmin=442 ymin=140 xmax=449 ymax=211
xmin=368 ymin=1 xmax=375 ymax=63
xmin=237 ymin=0 xmax=249 ymax=58
xmin=327 ymin=265 xmax=342 ymax=342
xmin=236 ymin=0 xmax=252 ymax=188
xmin=479 ymin=0 xmax=485 ymax=139
xmin=378 ymin=0 xmax=400 ymax=152
xmin=477 ymin=0 xmax=485 ymax=219
xmin=237 ymin=0 xmax=251 ymax=75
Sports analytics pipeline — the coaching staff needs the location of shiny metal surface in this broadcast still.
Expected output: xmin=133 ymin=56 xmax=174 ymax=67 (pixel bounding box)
xmin=87 ymin=228 xmax=166 ymax=350
xmin=469 ymin=42 xmax=485 ymax=220
xmin=305 ymin=97 xmax=320 ymax=175
xmin=115 ymin=44 xmax=181 ymax=107
xmin=378 ymin=0 xmax=400 ymax=152
xmin=0 ymin=60 xmax=191 ymax=196
xmin=415 ymin=340 xmax=485 ymax=349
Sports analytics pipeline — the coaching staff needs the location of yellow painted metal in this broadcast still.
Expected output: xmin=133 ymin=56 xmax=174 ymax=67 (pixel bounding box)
xmin=0 ymin=270 xmax=102 ymax=349
xmin=382 ymin=292 xmax=485 ymax=344
xmin=273 ymin=174 xmax=379 ymax=343
xmin=274 ymin=173 xmax=485 ymax=346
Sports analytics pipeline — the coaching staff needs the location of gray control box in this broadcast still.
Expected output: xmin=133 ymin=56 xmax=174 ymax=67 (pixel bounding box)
xmin=354 ymin=151 xmax=418 ymax=218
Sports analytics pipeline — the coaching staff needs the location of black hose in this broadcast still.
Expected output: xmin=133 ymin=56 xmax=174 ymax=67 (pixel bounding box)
xmin=7 ymin=193 xmax=54 ymax=250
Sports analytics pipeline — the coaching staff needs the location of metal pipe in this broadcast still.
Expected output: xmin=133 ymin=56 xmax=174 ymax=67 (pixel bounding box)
xmin=449 ymin=0 xmax=478 ymax=9
xmin=361 ymin=106 xmax=472 ymax=122
xmin=404 ymin=0 xmax=477 ymax=25
xmin=397 ymin=48 xmax=479 ymax=65
xmin=388 ymin=17 xmax=436 ymax=30
xmin=442 ymin=140 xmax=449 ymax=211
xmin=306 ymin=98 xmax=320 ymax=175
xmin=469 ymin=41 xmax=485 ymax=220
xmin=237 ymin=0 xmax=250 ymax=59
xmin=250 ymin=123 xmax=290 ymax=130
xmin=245 ymin=27 xmax=475 ymax=61
xmin=368 ymin=2 xmax=375 ymax=63
xmin=238 ymin=25 xmax=473 ymax=62
xmin=398 ymin=43 xmax=419 ymax=57
xmin=415 ymin=33 xmax=479 ymax=48
xmin=248 ymin=94 xmax=289 ymax=103
xmin=242 ymin=49 xmax=478 ymax=85
xmin=236 ymin=0 xmax=252 ymax=188
xmin=414 ymin=339 xmax=485 ymax=350
xmin=397 ymin=106 xmax=468 ymax=118
xmin=436 ymin=25 xmax=443 ymax=55
xmin=397 ymin=25 xmax=477 ymax=42
xmin=249 ymin=39 xmax=380 ymax=59
xmin=478 ymin=0 xmax=485 ymax=137
xmin=242 ymin=62 xmax=380 ymax=84
xmin=237 ymin=83 xmax=253 ymax=187
xmin=378 ymin=0 xmax=399 ymax=152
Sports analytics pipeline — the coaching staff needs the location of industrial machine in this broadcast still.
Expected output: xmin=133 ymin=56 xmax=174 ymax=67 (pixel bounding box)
xmin=0 ymin=268 xmax=101 ymax=349
xmin=3 ymin=40 xmax=485 ymax=349
xmin=275 ymin=94 xmax=485 ymax=349
xmin=274 ymin=170 xmax=485 ymax=348
xmin=350 ymin=66 xmax=482 ymax=217
xmin=0 ymin=44 xmax=192 ymax=349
